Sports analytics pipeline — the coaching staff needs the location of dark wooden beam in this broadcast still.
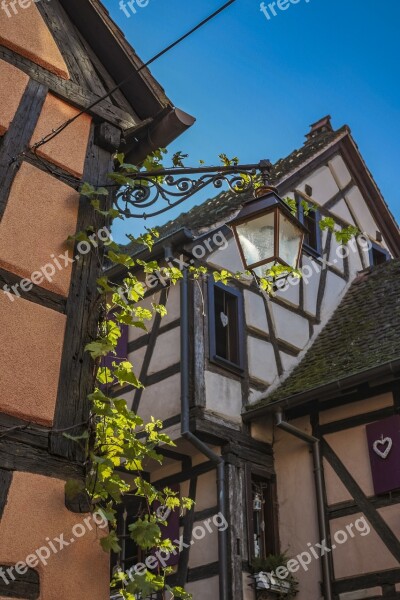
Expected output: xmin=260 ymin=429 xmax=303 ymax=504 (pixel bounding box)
xmin=152 ymin=461 xmax=215 ymax=489
xmin=145 ymin=363 xmax=181 ymax=387
xmin=36 ymin=0 xmax=107 ymax=96
xmin=0 ymin=469 xmax=12 ymax=519
xmin=286 ymin=381 xmax=398 ymax=421
xmin=0 ymin=266 xmax=66 ymax=314
xmin=127 ymin=318 xmax=180 ymax=353
xmin=322 ymin=439 xmax=400 ymax=562
xmin=0 ymin=46 xmax=137 ymax=131
xmin=316 ymin=229 xmax=332 ymax=322
xmin=328 ymin=489 xmax=400 ymax=520
xmin=50 ymin=124 xmax=120 ymax=460
xmin=0 ymin=413 xmax=48 ymax=450
xmin=333 ymin=568 xmax=400 ymax=595
xmin=320 ymin=406 xmax=396 ymax=435
xmin=0 ymin=439 xmax=83 ymax=479
xmin=187 ymin=561 xmax=220 ymax=582
xmin=0 ymin=565 xmax=39 ymax=599
xmin=176 ymin=476 xmax=197 ymax=587
xmin=0 ymin=79 xmax=47 ymax=220
xmin=23 ymin=152 xmax=80 ymax=190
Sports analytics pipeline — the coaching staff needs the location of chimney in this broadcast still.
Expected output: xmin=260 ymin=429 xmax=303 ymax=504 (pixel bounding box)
xmin=305 ymin=115 xmax=333 ymax=141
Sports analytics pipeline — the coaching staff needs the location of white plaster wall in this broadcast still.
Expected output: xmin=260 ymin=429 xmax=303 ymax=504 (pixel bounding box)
xmin=275 ymin=273 xmax=301 ymax=307
xmin=127 ymin=294 xmax=158 ymax=342
xmin=247 ymin=336 xmax=277 ymax=385
xmin=328 ymin=232 xmax=345 ymax=274
xmin=328 ymin=155 xmax=352 ymax=188
xmin=163 ymin=283 xmax=181 ymax=324
xmin=188 ymin=526 xmax=219 ymax=568
xmin=205 ymin=370 xmax=242 ymax=418
xmin=127 ymin=344 xmax=146 ymax=377
xmin=302 ymin=255 xmax=320 ymax=317
xmin=244 ymin=290 xmax=269 ymax=333
xmin=270 ymin=302 xmax=310 ymax=349
xmin=348 ymin=238 xmax=365 ymax=277
xmin=320 ymin=271 xmax=347 ymax=320
xmin=148 ymin=328 xmax=180 ymax=375
xmin=345 ymin=186 xmax=378 ymax=239
xmin=280 ymin=351 xmax=299 ymax=373
xmin=185 ymin=575 xmax=219 ymax=599
xmin=137 ymin=373 xmax=180 ymax=423
xmin=329 ymin=196 xmax=355 ymax=225
xmin=297 ymin=165 xmax=340 ymax=205
xmin=191 ymin=470 xmax=218 ymax=511
xmin=206 ymin=236 xmax=245 ymax=274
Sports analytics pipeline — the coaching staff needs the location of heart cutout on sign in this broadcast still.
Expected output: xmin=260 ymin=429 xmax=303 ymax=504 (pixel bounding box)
xmin=372 ymin=437 xmax=393 ymax=459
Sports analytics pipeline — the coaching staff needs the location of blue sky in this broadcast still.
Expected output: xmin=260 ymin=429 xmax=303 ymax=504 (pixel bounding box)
xmin=103 ymin=0 xmax=400 ymax=242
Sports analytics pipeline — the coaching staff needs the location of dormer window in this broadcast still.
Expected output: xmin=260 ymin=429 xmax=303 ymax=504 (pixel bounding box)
xmin=208 ymin=279 xmax=244 ymax=373
xmin=369 ymin=242 xmax=390 ymax=266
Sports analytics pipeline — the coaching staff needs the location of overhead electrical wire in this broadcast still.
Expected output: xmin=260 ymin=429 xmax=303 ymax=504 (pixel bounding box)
xmin=29 ymin=0 xmax=238 ymax=155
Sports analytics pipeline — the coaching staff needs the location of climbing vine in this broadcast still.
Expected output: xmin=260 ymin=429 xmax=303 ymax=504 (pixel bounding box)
xmin=65 ymin=149 xmax=359 ymax=599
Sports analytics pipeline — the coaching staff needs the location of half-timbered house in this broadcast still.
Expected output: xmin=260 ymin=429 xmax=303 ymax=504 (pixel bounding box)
xmin=111 ymin=116 xmax=400 ymax=599
xmin=0 ymin=2 xmax=193 ymax=598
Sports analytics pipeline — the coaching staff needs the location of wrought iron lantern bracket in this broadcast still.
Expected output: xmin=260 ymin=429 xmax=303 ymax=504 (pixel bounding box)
xmin=114 ymin=160 xmax=273 ymax=220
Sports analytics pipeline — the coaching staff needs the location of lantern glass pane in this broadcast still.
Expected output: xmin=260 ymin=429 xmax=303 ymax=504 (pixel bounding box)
xmin=279 ymin=214 xmax=302 ymax=268
xmin=236 ymin=212 xmax=275 ymax=269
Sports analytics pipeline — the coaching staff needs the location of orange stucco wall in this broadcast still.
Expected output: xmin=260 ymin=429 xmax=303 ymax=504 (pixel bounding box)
xmin=0 ymin=3 xmax=69 ymax=79
xmin=0 ymin=59 xmax=28 ymax=135
xmin=0 ymin=472 xmax=109 ymax=599
xmin=32 ymin=93 xmax=92 ymax=178
xmin=0 ymin=162 xmax=79 ymax=297
xmin=0 ymin=292 xmax=66 ymax=425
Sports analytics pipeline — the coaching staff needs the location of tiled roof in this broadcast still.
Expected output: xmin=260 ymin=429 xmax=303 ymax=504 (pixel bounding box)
xmin=250 ymin=259 xmax=400 ymax=408
xmin=151 ymin=125 xmax=349 ymax=240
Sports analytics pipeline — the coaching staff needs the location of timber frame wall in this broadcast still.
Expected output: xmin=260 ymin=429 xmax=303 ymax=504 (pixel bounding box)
xmin=0 ymin=2 xmax=190 ymax=598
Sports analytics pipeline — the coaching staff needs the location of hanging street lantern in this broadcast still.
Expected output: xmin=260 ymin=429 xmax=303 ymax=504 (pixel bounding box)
xmin=229 ymin=161 xmax=306 ymax=278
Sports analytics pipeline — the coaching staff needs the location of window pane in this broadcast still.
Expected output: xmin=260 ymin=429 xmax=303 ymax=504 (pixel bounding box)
xmin=236 ymin=212 xmax=275 ymax=267
xmin=214 ymin=286 xmax=240 ymax=365
xmin=279 ymin=215 xmax=302 ymax=267
xmin=304 ymin=210 xmax=318 ymax=251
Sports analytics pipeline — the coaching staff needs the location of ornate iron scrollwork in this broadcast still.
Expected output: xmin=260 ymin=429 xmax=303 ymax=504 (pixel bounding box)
xmin=114 ymin=161 xmax=272 ymax=219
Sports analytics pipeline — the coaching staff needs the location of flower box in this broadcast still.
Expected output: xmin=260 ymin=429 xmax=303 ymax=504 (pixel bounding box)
xmin=254 ymin=571 xmax=292 ymax=596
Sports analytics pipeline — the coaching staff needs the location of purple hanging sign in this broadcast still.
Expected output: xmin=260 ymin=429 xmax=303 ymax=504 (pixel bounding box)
xmin=366 ymin=414 xmax=400 ymax=495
